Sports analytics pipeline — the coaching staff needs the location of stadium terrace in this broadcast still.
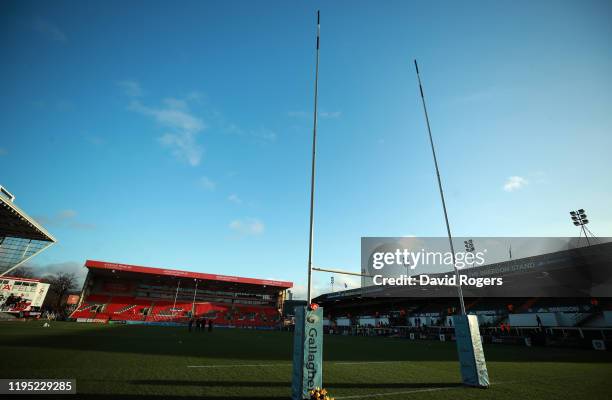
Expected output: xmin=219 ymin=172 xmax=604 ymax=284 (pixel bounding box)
xmin=70 ymin=260 xmax=292 ymax=328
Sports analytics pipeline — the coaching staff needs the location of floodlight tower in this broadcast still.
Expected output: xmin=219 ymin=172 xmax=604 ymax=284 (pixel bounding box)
xmin=570 ymin=209 xmax=597 ymax=246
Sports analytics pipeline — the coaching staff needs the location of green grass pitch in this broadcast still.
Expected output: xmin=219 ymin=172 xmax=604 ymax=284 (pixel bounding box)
xmin=1 ymin=321 xmax=611 ymax=399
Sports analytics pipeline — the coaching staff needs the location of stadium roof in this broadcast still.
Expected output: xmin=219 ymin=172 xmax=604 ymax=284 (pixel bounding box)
xmin=314 ymin=241 xmax=612 ymax=302
xmin=0 ymin=186 xmax=56 ymax=275
xmin=0 ymin=189 xmax=56 ymax=242
xmin=85 ymin=260 xmax=293 ymax=289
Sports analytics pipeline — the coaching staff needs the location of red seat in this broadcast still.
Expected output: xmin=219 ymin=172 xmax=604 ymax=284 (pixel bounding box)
xmin=71 ymin=294 xmax=280 ymax=326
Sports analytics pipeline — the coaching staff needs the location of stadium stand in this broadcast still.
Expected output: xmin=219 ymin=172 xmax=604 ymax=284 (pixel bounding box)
xmin=312 ymin=242 xmax=612 ymax=349
xmin=0 ymin=185 xmax=56 ymax=277
xmin=0 ymin=185 xmax=55 ymax=319
xmin=70 ymin=260 xmax=291 ymax=328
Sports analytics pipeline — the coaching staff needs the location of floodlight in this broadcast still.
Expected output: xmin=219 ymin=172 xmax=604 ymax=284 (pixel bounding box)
xmin=570 ymin=209 xmax=590 ymax=226
xmin=464 ymin=239 xmax=475 ymax=253
xmin=569 ymin=208 xmax=597 ymax=247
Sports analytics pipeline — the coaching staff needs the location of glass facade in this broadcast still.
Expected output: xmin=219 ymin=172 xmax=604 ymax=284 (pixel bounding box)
xmin=0 ymin=236 xmax=54 ymax=275
xmin=0 ymin=192 xmax=55 ymax=275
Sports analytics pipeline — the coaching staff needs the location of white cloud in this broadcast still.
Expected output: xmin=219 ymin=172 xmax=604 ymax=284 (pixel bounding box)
xmin=23 ymin=261 xmax=87 ymax=284
xmin=32 ymin=18 xmax=67 ymax=42
xmin=129 ymin=98 xmax=205 ymax=166
xmin=117 ymin=80 xmax=144 ymax=97
xmin=290 ymin=274 xmax=361 ymax=300
xmin=503 ymin=176 xmax=528 ymax=192
xmin=123 ymin=86 xmax=272 ymax=164
xmin=228 ymin=194 xmax=242 ymax=204
xmin=34 ymin=209 xmax=95 ymax=230
xmin=198 ymin=176 xmax=216 ymax=191
xmin=229 ymin=218 xmax=265 ymax=236
xmin=289 ymin=284 xmax=308 ymax=300
xmin=158 ymin=133 xmax=202 ymax=166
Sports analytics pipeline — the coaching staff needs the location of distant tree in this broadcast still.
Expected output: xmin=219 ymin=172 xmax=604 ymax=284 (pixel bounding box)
xmin=45 ymin=273 xmax=78 ymax=310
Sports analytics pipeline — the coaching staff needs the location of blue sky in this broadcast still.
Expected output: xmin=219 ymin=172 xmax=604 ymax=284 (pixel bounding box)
xmin=1 ymin=0 xmax=611 ymax=298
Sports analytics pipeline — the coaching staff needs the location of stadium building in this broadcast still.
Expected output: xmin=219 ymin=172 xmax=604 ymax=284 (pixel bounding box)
xmin=0 ymin=185 xmax=55 ymax=318
xmin=314 ymin=242 xmax=612 ymax=346
xmin=0 ymin=185 xmax=56 ymax=276
xmin=71 ymin=260 xmax=293 ymax=328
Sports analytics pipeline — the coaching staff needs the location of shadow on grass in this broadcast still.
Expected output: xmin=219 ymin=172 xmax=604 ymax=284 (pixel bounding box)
xmin=20 ymin=382 xmax=462 ymax=400
xmin=2 ymin=322 xmax=612 ymax=364
xmin=9 ymin=396 xmax=290 ymax=400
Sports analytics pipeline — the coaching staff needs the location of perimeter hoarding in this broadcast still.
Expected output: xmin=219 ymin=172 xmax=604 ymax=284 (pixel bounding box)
xmin=292 ymin=306 xmax=323 ymax=400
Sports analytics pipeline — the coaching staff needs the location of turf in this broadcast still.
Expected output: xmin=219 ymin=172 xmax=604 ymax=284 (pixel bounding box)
xmin=1 ymin=321 xmax=611 ymax=399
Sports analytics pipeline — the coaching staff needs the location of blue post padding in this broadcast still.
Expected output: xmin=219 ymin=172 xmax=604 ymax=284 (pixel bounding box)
xmin=291 ymin=306 xmax=323 ymax=399
xmin=453 ymin=314 xmax=489 ymax=388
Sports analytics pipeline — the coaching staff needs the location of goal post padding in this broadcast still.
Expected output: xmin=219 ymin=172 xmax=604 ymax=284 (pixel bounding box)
xmin=291 ymin=306 xmax=323 ymax=399
xmin=453 ymin=314 xmax=489 ymax=388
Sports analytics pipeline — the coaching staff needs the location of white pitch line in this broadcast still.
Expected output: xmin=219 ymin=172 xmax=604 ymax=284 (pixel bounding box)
xmin=335 ymin=386 xmax=457 ymax=399
xmin=334 ymin=380 xmax=522 ymax=400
